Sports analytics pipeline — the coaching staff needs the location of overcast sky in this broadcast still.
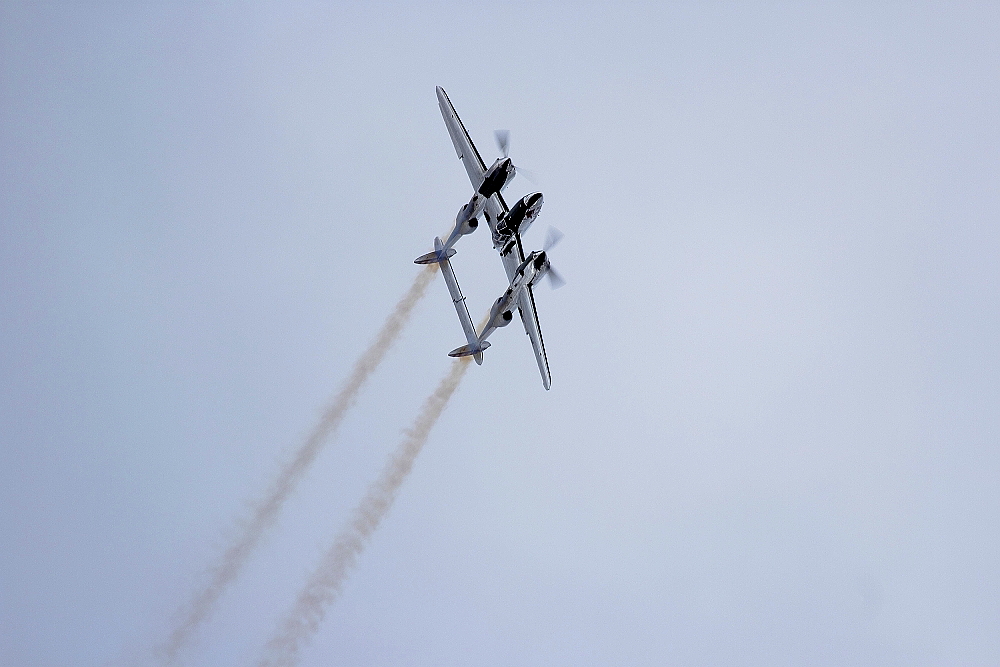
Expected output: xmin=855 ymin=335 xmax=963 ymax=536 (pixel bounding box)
xmin=2 ymin=2 xmax=999 ymax=666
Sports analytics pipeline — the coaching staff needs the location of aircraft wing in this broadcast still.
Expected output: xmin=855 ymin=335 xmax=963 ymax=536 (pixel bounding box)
xmin=485 ymin=229 xmax=550 ymax=390
xmin=436 ymin=86 xmax=487 ymax=191
xmin=436 ymin=86 xmax=507 ymax=242
xmin=437 ymin=86 xmax=552 ymax=390
xmin=509 ymin=235 xmax=551 ymax=390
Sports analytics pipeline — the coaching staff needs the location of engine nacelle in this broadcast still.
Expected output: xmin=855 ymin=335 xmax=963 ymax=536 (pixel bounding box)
xmin=524 ymin=250 xmax=555 ymax=289
xmin=454 ymin=214 xmax=478 ymax=236
xmin=455 ymin=193 xmax=486 ymax=236
xmin=478 ymin=157 xmax=515 ymax=197
xmin=489 ymin=296 xmax=514 ymax=328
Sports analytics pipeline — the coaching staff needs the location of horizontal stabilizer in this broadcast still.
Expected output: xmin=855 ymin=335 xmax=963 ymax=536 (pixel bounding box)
xmin=448 ymin=340 xmax=490 ymax=360
xmin=414 ymin=247 xmax=457 ymax=265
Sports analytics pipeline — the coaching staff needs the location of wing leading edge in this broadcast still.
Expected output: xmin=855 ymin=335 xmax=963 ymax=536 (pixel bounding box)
xmin=436 ymin=86 xmax=486 ymax=188
xmin=436 ymin=86 xmax=552 ymax=390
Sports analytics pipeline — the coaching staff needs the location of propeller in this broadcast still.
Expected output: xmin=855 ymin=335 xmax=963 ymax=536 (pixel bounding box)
xmin=546 ymin=266 xmax=566 ymax=290
xmin=543 ymin=227 xmax=563 ymax=252
xmin=494 ymin=129 xmax=540 ymax=186
xmin=494 ymin=129 xmax=510 ymax=158
xmin=542 ymin=227 xmax=566 ymax=289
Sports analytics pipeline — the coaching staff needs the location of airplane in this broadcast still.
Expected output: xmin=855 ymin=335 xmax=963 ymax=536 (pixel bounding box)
xmin=414 ymin=86 xmax=558 ymax=389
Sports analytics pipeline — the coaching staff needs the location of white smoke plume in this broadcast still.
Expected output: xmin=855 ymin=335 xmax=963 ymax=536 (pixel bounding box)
xmin=158 ymin=265 xmax=438 ymax=664
xmin=257 ymin=358 xmax=472 ymax=667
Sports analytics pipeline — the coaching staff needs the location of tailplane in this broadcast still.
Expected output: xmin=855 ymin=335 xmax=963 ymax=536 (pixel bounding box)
xmin=414 ymin=247 xmax=457 ymax=265
xmin=448 ymin=341 xmax=490 ymax=364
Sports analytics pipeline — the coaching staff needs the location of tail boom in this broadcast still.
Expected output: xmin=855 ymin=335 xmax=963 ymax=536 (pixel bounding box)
xmin=433 ymin=237 xmax=487 ymax=364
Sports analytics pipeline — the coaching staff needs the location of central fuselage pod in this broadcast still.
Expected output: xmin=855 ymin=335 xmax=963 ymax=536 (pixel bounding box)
xmin=494 ymin=192 xmax=543 ymax=251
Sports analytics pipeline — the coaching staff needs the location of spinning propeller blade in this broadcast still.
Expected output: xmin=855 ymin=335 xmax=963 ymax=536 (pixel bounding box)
xmin=546 ymin=266 xmax=566 ymax=290
xmin=494 ymin=129 xmax=510 ymax=158
xmin=542 ymin=227 xmax=566 ymax=289
xmin=544 ymin=226 xmax=563 ymax=252
xmin=495 ymin=129 xmax=541 ymax=185
xmin=516 ymin=167 xmax=540 ymax=186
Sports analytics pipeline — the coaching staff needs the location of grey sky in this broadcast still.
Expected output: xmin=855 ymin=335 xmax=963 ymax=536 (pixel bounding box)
xmin=2 ymin=2 xmax=998 ymax=666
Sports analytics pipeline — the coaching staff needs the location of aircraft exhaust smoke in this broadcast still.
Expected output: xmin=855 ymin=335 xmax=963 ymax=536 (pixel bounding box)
xmin=257 ymin=358 xmax=472 ymax=667
xmin=157 ymin=265 xmax=438 ymax=665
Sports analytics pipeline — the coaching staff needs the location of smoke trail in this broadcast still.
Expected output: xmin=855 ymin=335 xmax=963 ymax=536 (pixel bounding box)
xmin=258 ymin=358 xmax=472 ymax=667
xmin=158 ymin=265 xmax=438 ymax=664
